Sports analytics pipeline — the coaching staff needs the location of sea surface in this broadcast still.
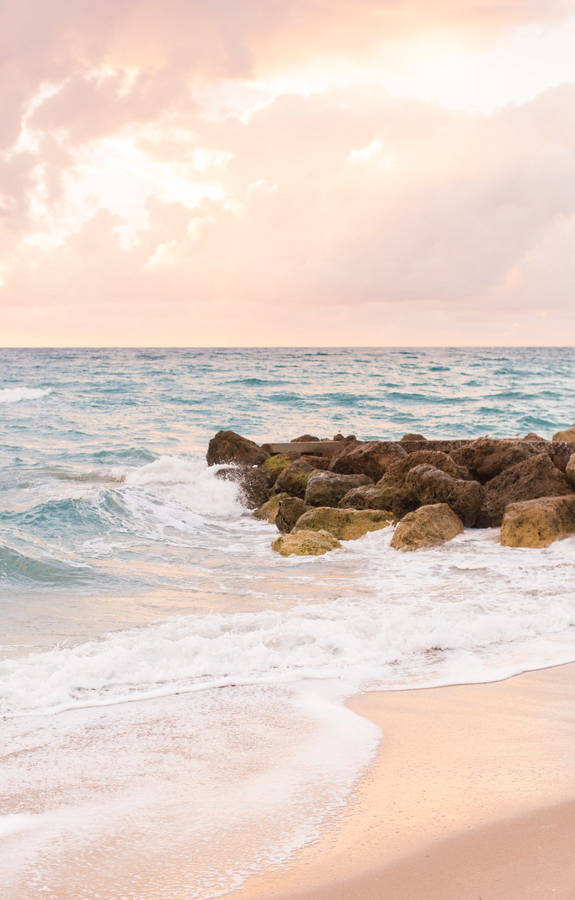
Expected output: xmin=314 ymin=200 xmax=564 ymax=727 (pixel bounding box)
xmin=1 ymin=347 xmax=574 ymax=898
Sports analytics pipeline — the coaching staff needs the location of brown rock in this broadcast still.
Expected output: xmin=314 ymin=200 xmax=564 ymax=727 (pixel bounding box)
xmin=500 ymin=495 xmax=575 ymax=548
xmin=254 ymin=493 xmax=291 ymax=524
xmin=548 ymin=442 xmax=575 ymax=472
xmin=207 ymin=430 xmax=268 ymax=467
xmin=298 ymin=455 xmax=331 ymax=470
xmin=275 ymin=497 xmax=309 ymax=533
xmin=405 ymin=464 xmax=481 ymax=526
xmin=294 ymin=507 xmax=394 ymax=541
xmin=380 ymin=450 xmax=470 ymax=487
xmin=390 ymin=503 xmax=464 ymax=551
xmin=272 ymin=529 xmax=340 ymax=557
xmin=340 ymin=484 xmax=417 ymax=519
xmin=400 ymin=433 xmax=426 ymax=442
xmin=451 ymin=437 xmax=541 ymax=483
xmin=553 ymin=425 xmax=575 ymax=442
xmin=524 ymin=432 xmax=544 ymax=441
xmin=304 ymin=471 xmax=371 ymax=507
xmin=330 ymin=441 xmax=407 ymax=480
xmin=275 ymin=459 xmax=317 ymax=498
xmin=566 ymin=454 xmax=575 ymax=487
xmin=478 ymin=454 xmax=573 ymax=527
xmin=291 ymin=434 xmax=320 ymax=442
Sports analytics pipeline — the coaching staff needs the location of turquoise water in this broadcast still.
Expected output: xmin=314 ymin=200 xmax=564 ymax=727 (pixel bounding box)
xmin=1 ymin=347 xmax=574 ymax=898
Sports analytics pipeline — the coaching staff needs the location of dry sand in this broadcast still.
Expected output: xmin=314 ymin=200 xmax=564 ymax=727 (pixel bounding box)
xmin=229 ymin=662 xmax=575 ymax=900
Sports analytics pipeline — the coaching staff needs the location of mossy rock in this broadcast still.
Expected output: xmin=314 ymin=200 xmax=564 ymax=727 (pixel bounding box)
xmin=272 ymin=529 xmax=340 ymax=557
xmin=254 ymin=492 xmax=291 ymax=524
xmin=294 ymin=507 xmax=395 ymax=541
xmin=390 ymin=503 xmax=463 ymax=551
xmin=275 ymin=460 xmax=316 ymax=498
xmin=259 ymin=454 xmax=292 ymax=479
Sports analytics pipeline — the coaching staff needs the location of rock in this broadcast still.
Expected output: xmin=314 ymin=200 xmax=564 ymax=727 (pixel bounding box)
xmin=254 ymin=493 xmax=291 ymax=524
xmin=291 ymin=434 xmax=320 ymax=442
xmin=500 ymin=495 xmax=575 ymax=548
xmin=207 ymin=430 xmax=269 ymax=467
xmin=405 ymin=464 xmax=481 ymax=526
xmin=258 ymin=454 xmax=292 ymax=488
xmin=524 ymin=432 xmax=544 ymax=441
xmin=304 ymin=471 xmax=371 ymax=507
xmin=298 ymin=455 xmax=331 ymax=470
xmin=330 ymin=441 xmax=407 ymax=480
xmin=340 ymin=484 xmax=417 ymax=519
xmin=400 ymin=433 xmax=426 ymax=442
xmin=390 ymin=503 xmax=464 ymax=551
xmin=548 ymin=442 xmax=575 ymax=472
xmin=272 ymin=529 xmax=340 ymax=557
xmin=275 ymin=459 xmax=317 ymax=498
xmin=451 ymin=438 xmax=541 ymax=483
xmin=333 ymin=433 xmax=345 ymax=441
xmin=552 ymin=425 xmax=575 ymax=442
xmin=216 ymin=466 xmax=271 ymax=509
xmin=379 ymin=450 xmax=470 ymax=487
xmin=478 ymin=454 xmax=573 ymax=527
xmin=294 ymin=507 xmax=394 ymax=541
xmin=566 ymin=454 xmax=575 ymax=486
xmin=275 ymin=497 xmax=309 ymax=533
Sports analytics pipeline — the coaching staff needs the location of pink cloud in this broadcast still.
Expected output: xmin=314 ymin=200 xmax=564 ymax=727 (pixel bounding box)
xmin=1 ymin=0 xmax=575 ymax=345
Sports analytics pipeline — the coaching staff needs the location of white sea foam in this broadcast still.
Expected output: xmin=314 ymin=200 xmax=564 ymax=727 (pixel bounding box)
xmin=2 ymin=529 xmax=575 ymax=719
xmin=125 ymin=455 xmax=243 ymax=519
xmin=0 ymin=387 xmax=52 ymax=404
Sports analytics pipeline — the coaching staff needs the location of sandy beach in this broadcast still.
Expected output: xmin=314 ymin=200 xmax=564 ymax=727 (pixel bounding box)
xmin=229 ymin=662 xmax=575 ymax=900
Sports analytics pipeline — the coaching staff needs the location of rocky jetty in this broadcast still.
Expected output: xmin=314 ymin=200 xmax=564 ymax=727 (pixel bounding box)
xmin=206 ymin=428 xmax=575 ymax=553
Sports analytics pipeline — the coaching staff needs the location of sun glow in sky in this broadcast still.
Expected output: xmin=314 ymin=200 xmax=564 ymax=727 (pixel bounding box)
xmin=1 ymin=1 xmax=575 ymax=346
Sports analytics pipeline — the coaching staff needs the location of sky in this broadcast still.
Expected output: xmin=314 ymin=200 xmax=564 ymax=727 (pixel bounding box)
xmin=1 ymin=0 xmax=575 ymax=346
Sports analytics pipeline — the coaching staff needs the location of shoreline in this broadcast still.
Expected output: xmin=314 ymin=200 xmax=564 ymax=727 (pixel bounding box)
xmin=228 ymin=661 xmax=575 ymax=900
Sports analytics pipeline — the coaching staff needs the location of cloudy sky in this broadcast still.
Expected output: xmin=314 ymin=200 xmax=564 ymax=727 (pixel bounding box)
xmin=1 ymin=0 xmax=575 ymax=345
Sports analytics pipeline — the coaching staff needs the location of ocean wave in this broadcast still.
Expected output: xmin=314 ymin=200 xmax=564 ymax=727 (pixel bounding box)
xmin=0 ymin=544 xmax=91 ymax=583
xmin=1 ymin=459 xmax=244 ymax=546
xmin=3 ymin=530 xmax=575 ymax=717
xmin=125 ymin=456 xmax=244 ymax=518
xmin=0 ymin=387 xmax=52 ymax=404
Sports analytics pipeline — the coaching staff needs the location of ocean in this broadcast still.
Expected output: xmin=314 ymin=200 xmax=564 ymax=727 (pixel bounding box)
xmin=1 ymin=346 xmax=574 ymax=898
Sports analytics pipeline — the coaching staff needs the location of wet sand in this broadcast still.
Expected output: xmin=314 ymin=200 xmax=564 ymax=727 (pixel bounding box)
xmin=229 ymin=662 xmax=575 ymax=900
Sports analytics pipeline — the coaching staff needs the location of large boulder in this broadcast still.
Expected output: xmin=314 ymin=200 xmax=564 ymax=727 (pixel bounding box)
xmin=390 ymin=503 xmax=464 ymax=551
xmin=379 ymin=450 xmax=470 ymax=487
xmin=340 ymin=484 xmax=417 ymax=519
xmin=477 ymin=454 xmax=573 ymax=527
xmin=275 ymin=459 xmax=317 ymax=498
xmin=405 ymin=464 xmax=481 ymax=526
xmin=330 ymin=441 xmax=407 ymax=480
xmin=451 ymin=438 xmax=541 ymax=483
xmin=254 ymin=492 xmax=291 ymax=524
xmin=275 ymin=497 xmax=309 ymax=533
xmin=566 ymin=454 xmax=575 ymax=486
xmin=294 ymin=507 xmax=394 ymax=541
xmin=500 ymin=495 xmax=575 ymax=548
xmin=207 ymin=430 xmax=268 ymax=467
xmin=291 ymin=434 xmax=320 ymax=442
xmin=304 ymin=471 xmax=371 ymax=507
xmin=552 ymin=425 xmax=575 ymax=442
xmin=272 ymin=529 xmax=340 ymax=557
